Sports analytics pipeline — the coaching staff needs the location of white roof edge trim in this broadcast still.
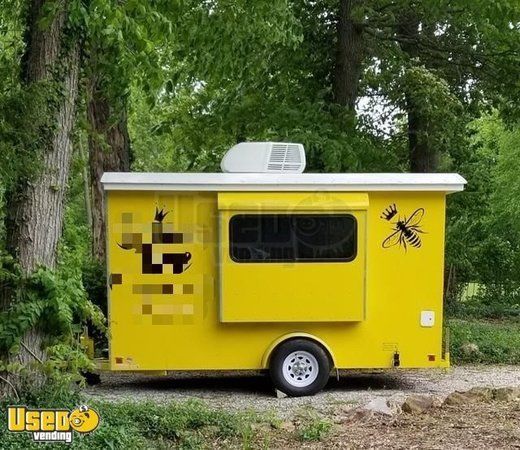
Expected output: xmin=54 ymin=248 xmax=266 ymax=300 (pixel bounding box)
xmin=101 ymin=172 xmax=466 ymax=193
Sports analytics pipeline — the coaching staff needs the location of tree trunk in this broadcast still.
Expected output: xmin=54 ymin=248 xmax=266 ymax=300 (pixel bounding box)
xmin=332 ymin=0 xmax=365 ymax=110
xmin=397 ymin=12 xmax=438 ymax=172
xmin=2 ymin=0 xmax=80 ymax=395
xmin=406 ymin=91 xmax=438 ymax=172
xmin=87 ymin=79 xmax=131 ymax=262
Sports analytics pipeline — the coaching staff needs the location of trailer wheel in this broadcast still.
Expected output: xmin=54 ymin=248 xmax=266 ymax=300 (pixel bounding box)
xmin=269 ymin=339 xmax=330 ymax=397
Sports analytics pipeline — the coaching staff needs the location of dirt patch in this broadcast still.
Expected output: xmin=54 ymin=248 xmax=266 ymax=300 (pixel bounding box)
xmin=270 ymin=401 xmax=520 ymax=449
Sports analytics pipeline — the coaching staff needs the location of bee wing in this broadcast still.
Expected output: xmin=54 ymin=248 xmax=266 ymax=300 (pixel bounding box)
xmin=405 ymin=208 xmax=424 ymax=227
xmin=382 ymin=230 xmax=402 ymax=248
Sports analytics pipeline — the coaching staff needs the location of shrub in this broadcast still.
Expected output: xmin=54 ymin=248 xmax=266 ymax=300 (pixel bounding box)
xmin=449 ymin=318 xmax=520 ymax=364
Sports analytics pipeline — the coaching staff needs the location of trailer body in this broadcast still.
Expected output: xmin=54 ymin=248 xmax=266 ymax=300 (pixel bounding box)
xmin=101 ymin=172 xmax=465 ymax=374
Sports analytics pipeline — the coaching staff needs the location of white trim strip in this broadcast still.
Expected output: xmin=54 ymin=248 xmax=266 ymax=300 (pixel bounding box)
xmin=101 ymin=172 xmax=466 ymax=193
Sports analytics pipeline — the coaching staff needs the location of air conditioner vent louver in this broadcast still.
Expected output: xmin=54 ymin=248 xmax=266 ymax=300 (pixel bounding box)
xmin=220 ymin=142 xmax=306 ymax=173
xmin=267 ymin=144 xmax=303 ymax=172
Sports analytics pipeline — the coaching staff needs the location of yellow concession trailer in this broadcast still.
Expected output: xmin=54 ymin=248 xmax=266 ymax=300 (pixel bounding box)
xmin=100 ymin=142 xmax=466 ymax=396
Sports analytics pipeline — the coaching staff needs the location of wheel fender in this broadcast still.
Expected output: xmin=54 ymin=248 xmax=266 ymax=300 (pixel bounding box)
xmin=261 ymin=333 xmax=336 ymax=369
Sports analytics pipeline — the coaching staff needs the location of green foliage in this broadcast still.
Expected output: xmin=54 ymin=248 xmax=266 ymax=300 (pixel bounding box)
xmin=493 ymin=125 xmax=520 ymax=232
xmin=0 ymin=260 xmax=100 ymax=364
xmin=0 ymin=0 xmax=85 ymax=190
xmin=449 ymin=318 xmax=520 ymax=364
xmin=297 ymin=416 xmax=333 ymax=442
xmin=0 ymin=399 xmax=260 ymax=449
xmin=446 ymin=114 xmax=520 ymax=316
xmin=81 ymin=260 xmax=107 ymax=319
xmin=74 ymin=0 xmax=173 ymax=93
xmin=0 ymin=0 xmax=24 ymax=96
xmin=401 ymin=67 xmax=465 ymax=164
xmin=0 ymin=228 xmax=106 ymax=394
xmin=0 ymin=83 xmax=52 ymax=189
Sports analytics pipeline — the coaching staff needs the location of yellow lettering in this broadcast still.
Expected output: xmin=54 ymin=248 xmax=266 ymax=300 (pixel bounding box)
xmin=40 ymin=411 xmax=54 ymax=431
xmin=25 ymin=410 xmax=40 ymax=431
xmin=56 ymin=411 xmax=70 ymax=431
xmin=7 ymin=407 xmax=26 ymax=431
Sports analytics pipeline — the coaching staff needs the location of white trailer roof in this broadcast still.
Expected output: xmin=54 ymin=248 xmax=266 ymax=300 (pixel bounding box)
xmin=101 ymin=172 xmax=466 ymax=193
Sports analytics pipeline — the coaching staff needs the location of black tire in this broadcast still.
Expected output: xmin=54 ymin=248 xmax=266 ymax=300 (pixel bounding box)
xmin=269 ymin=339 xmax=331 ymax=397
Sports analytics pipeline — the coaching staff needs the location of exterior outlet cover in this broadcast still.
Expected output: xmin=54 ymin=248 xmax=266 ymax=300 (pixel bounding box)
xmin=420 ymin=310 xmax=435 ymax=327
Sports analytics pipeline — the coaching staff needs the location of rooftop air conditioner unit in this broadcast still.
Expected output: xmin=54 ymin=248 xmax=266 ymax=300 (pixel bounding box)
xmin=220 ymin=142 xmax=306 ymax=173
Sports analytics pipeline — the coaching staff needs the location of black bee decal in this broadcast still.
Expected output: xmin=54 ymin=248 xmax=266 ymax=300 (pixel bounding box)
xmin=380 ymin=203 xmax=425 ymax=250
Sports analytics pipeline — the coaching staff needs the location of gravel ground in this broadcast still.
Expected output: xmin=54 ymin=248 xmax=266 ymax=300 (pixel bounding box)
xmin=84 ymin=365 xmax=520 ymax=418
xmin=294 ymin=401 xmax=520 ymax=449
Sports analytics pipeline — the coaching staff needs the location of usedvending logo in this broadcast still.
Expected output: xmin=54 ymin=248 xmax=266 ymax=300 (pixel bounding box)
xmin=7 ymin=405 xmax=100 ymax=443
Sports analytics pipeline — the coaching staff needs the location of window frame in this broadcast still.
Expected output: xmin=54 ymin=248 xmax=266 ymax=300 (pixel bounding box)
xmin=228 ymin=213 xmax=358 ymax=263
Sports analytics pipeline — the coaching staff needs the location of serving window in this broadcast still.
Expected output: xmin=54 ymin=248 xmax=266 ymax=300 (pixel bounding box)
xmin=218 ymin=192 xmax=367 ymax=322
xmin=229 ymin=214 xmax=357 ymax=262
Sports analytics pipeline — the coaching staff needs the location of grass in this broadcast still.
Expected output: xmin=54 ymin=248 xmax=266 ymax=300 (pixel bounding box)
xmin=0 ymin=399 xmax=263 ymax=449
xmin=294 ymin=407 xmax=333 ymax=442
xmin=297 ymin=418 xmax=333 ymax=442
xmin=448 ymin=317 xmax=520 ymax=364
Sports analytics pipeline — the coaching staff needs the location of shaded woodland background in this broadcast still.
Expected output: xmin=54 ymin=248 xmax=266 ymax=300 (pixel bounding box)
xmin=0 ymin=0 xmax=519 ymax=397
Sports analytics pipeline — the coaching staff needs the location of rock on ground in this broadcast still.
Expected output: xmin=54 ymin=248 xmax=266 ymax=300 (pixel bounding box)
xmin=402 ymin=394 xmax=435 ymax=414
xmin=361 ymin=397 xmax=401 ymax=416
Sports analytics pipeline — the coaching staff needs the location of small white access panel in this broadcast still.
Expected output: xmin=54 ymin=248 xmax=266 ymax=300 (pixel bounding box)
xmin=420 ymin=310 xmax=435 ymax=327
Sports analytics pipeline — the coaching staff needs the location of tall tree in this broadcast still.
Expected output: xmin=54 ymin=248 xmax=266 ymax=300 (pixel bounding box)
xmin=396 ymin=9 xmax=436 ymax=172
xmin=86 ymin=77 xmax=131 ymax=262
xmin=1 ymin=0 xmax=81 ymax=391
xmin=82 ymin=0 xmax=174 ymax=261
xmin=333 ymin=0 xmax=365 ymax=111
